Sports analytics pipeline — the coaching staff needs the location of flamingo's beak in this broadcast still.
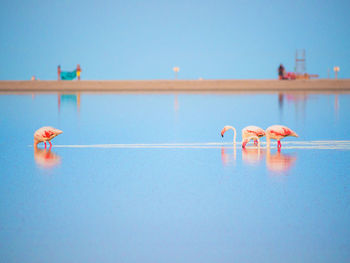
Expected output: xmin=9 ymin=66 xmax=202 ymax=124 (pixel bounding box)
xmin=292 ymin=132 xmax=298 ymax=137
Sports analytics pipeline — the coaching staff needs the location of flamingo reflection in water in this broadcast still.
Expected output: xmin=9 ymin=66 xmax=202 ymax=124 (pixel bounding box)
xmin=221 ymin=135 xmax=262 ymax=167
xmin=266 ymin=148 xmax=297 ymax=174
xmin=34 ymin=146 xmax=61 ymax=169
xmin=242 ymin=147 xmax=265 ymax=166
xmin=221 ymin=145 xmax=236 ymax=166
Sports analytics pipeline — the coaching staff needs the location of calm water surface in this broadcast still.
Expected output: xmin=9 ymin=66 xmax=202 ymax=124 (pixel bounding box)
xmin=0 ymin=92 xmax=350 ymax=263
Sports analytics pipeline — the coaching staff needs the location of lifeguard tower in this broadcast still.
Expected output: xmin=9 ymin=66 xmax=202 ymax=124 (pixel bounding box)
xmin=294 ymin=49 xmax=318 ymax=80
xmin=295 ymin=49 xmax=306 ymax=76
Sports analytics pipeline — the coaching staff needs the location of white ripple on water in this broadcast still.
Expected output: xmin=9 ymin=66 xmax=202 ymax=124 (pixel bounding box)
xmin=29 ymin=140 xmax=350 ymax=150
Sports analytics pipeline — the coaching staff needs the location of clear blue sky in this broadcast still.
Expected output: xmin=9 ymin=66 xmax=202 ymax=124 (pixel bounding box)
xmin=1 ymin=0 xmax=349 ymax=80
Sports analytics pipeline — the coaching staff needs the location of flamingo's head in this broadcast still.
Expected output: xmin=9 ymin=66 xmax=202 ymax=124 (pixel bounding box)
xmin=54 ymin=129 xmax=63 ymax=135
xmin=221 ymin=125 xmax=232 ymax=137
xmin=241 ymin=135 xmax=259 ymax=148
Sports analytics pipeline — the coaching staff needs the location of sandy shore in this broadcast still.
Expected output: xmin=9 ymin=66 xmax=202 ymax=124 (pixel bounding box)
xmin=0 ymin=79 xmax=350 ymax=93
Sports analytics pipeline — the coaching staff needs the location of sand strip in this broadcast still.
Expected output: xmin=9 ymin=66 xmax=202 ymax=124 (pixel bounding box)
xmin=0 ymin=79 xmax=350 ymax=93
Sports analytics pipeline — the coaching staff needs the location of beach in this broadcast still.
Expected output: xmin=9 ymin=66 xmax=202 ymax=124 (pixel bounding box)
xmin=1 ymin=79 xmax=350 ymax=93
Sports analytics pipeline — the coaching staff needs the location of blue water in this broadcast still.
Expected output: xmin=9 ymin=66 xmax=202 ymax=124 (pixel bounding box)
xmin=0 ymin=93 xmax=350 ymax=263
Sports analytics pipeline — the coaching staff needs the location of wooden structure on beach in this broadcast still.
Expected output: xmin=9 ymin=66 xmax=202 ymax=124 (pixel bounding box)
xmin=294 ymin=49 xmax=319 ymax=80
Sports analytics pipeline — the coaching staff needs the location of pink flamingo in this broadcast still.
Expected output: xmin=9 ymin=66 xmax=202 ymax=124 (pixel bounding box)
xmin=34 ymin=127 xmax=63 ymax=148
xmin=221 ymin=125 xmax=262 ymax=148
xmin=265 ymin=125 xmax=298 ymax=150
xmin=221 ymin=125 xmax=237 ymax=144
xmin=242 ymin=126 xmax=265 ymax=148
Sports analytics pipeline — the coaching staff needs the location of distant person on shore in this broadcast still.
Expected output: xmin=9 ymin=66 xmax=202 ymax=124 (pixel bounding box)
xmin=57 ymin=65 xmax=61 ymax=80
xmin=77 ymin=64 xmax=81 ymax=80
xmin=278 ymin=64 xmax=285 ymax=80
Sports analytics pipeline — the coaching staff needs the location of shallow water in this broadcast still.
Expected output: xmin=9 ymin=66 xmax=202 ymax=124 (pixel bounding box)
xmin=1 ymin=92 xmax=350 ymax=263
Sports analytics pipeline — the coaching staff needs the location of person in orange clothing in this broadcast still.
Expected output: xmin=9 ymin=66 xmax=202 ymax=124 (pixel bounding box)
xmin=76 ymin=64 xmax=82 ymax=80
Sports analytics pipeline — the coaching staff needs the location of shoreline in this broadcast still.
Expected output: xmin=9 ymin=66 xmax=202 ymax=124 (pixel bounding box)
xmin=0 ymin=79 xmax=350 ymax=93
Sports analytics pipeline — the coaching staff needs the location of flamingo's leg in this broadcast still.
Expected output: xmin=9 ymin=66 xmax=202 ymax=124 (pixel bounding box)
xmin=254 ymin=140 xmax=258 ymax=146
xmin=49 ymin=141 xmax=52 ymax=149
xmin=44 ymin=141 xmax=47 ymax=149
xmin=242 ymin=141 xmax=247 ymax=148
xmin=277 ymin=140 xmax=282 ymax=149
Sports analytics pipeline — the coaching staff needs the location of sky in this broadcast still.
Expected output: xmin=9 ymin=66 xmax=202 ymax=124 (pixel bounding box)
xmin=0 ymin=0 xmax=349 ymax=80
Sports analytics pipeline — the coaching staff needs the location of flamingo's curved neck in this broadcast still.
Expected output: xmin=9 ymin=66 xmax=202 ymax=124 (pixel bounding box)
xmin=228 ymin=126 xmax=237 ymax=144
xmin=247 ymin=135 xmax=261 ymax=148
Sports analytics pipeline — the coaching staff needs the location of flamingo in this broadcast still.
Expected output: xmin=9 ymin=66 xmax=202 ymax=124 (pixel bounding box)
xmin=242 ymin=126 xmax=265 ymax=148
xmin=34 ymin=126 xmax=63 ymax=148
xmin=221 ymin=125 xmax=262 ymax=148
xmin=221 ymin=125 xmax=237 ymax=144
xmin=265 ymin=125 xmax=298 ymax=150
